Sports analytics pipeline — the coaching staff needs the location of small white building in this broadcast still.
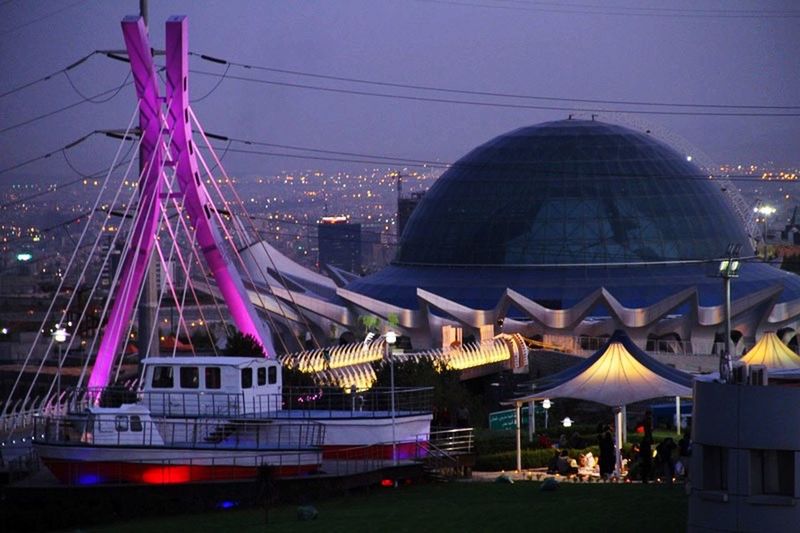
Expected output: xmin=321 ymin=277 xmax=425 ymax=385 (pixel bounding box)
xmin=688 ymin=376 xmax=800 ymax=532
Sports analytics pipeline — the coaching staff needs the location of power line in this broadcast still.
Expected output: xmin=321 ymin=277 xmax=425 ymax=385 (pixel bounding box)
xmin=499 ymin=1 xmax=800 ymax=16
xmin=0 ymin=0 xmax=87 ymax=38
xmin=420 ymin=0 xmax=800 ymax=19
xmin=0 ymin=50 xmax=100 ymax=99
xmin=0 ymin=78 xmax=134 ymax=135
xmin=202 ymin=136 xmax=797 ymax=184
xmin=0 ymin=131 xmax=100 ymax=175
xmin=188 ymin=68 xmax=800 ymax=118
xmin=0 ymin=156 xmax=134 ymax=213
xmin=190 ymin=52 xmax=800 ymax=111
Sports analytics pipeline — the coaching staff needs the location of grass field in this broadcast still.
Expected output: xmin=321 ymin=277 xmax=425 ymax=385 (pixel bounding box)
xmin=88 ymin=480 xmax=688 ymax=533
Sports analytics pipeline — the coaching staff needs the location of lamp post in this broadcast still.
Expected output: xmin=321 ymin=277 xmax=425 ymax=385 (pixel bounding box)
xmin=54 ymin=326 xmax=68 ymax=412
xmin=754 ymin=205 xmax=776 ymax=258
xmin=718 ymin=245 xmax=741 ymax=383
xmin=385 ymin=330 xmax=397 ymax=466
xmin=543 ymin=398 xmax=551 ymax=429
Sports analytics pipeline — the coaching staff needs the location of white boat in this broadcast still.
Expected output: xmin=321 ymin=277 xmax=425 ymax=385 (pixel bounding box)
xmin=34 ymin=355 xmax=433 ymax=485
xmin=132 ymin=356 xmax=433 ymax=460
xmin=33 ymin=403 xmax=324 ymax=485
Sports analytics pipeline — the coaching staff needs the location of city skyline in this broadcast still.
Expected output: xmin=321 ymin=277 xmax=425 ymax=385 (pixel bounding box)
xmin=1 ymin=0 xmax=799 ymax=184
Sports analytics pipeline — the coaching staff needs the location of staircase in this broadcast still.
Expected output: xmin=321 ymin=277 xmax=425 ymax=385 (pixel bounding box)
xmin=419 ymin=428 xmax=475 ymax=481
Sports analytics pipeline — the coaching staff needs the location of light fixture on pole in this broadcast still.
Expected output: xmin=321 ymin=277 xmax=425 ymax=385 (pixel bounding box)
xmin=53 ymin=325 xmax=69 ymax=412
xmin=542 ymin=398 xmax=551 ymax=429
xmin=385 ymin=330 xmax=397 ymax=466
xmin=562 ymin=417 xmax=573 ymax=428
xmin=753 ymin=205 xmax=776 ymax=251
xmin=718 ymin=244 xmax=741 ymax=383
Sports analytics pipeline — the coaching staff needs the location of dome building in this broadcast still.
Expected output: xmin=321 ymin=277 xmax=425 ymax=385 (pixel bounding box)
xmin=244 ymin=119 xmax=800 ymax=354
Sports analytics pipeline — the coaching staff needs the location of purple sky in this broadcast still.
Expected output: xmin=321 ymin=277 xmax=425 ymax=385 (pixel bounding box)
xmin=1 ymin=0 xmax=798 ymax=180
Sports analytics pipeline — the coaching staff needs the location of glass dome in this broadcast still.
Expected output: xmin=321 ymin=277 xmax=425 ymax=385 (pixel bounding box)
xmin=396 ymin=119 xmax=750 ymax=266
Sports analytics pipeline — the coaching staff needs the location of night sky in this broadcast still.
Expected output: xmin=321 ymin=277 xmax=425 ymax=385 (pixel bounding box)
xmin=1 ymin=0 xmax=798 ymax=180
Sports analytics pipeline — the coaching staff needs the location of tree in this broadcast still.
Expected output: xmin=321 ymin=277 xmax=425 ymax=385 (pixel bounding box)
xmin=225 ymin=329 xmax=265 ymax=357
xmin=371 ymin=358 xmax=480 ymax=427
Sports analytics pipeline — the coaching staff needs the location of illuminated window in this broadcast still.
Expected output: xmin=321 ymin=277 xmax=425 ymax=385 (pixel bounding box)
xmin=152 ymin=366 xmax=173 ymax=388
xmin=702 ymin=445 xmax=728 ymax=491
xmin=180 ymin=367 xmax=199 ymax=389
xmin=750 ymin=450 xmax=794 ymax=496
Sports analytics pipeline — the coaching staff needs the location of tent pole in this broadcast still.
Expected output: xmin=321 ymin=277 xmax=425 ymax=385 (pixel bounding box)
xmin=528 ymin=400 xmax=535 ymax=442
xmin=614 ymin=406 xmax=623 ymax=477
xmin=515 ymin=402 xmax=522 ymax=472
xmin=621 ymin=405 xmax=627 ymax=444
xmin=676 ymin=396 xmax=681 ymax=436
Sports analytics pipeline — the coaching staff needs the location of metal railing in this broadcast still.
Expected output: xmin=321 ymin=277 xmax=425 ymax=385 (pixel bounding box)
xmin=427 ymin=427 xmax=474 ymax=455
xmin=33 ymin=413 xmax=325 ymax=451
xmin=59 ymin=385 xmax=433 ymax=420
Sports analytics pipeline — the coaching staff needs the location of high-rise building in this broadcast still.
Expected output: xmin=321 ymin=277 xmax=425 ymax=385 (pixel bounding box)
xmin=318 ymin=216 xmax=362 ymax=274
xmin=398 ymin=191 xmax=425 ymax=238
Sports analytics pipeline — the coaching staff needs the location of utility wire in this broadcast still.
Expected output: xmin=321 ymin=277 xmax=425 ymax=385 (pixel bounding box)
xmin=0 ymin=131 xmax=100 ymax=174
xmin=204 ymin=139 xmax=797 ymax=184
xmin=0 ymin=0 xmax=86 ymax=38
xmin=190 ymin=52 xmax=800 ymax=111
xmin=499 ymin=0 xmax=800 ymax=16
xmin=0 ymin=78 xmax=134 ymax=135
xmin=421 ymin=0 xmax=800 ymax=19
xmin=0 ymin=50 xmax=100 ymax=99
xmin=187 ymin=68 xmax=800 ymax=118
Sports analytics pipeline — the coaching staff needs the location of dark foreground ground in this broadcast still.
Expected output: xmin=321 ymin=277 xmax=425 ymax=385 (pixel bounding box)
xmin=85 ymin=480 xmax=688 ymax=533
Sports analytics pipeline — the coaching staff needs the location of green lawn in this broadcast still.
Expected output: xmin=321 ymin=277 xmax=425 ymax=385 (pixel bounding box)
xmin=88 ymin=481 xmax=687 ymax=533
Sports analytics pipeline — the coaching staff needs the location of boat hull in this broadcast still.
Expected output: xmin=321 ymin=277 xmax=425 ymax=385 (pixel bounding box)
xmin=36 ymin=444 xmax=321 ymax=485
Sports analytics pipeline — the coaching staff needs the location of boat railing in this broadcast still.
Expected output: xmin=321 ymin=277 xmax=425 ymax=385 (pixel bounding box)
xmin=32 ymin=413 xmax=325 ymax=450
xmin=62 ymin=385 xmax=434 ymax=419
xmin=281 ymin=386 xmax=434 ymax=418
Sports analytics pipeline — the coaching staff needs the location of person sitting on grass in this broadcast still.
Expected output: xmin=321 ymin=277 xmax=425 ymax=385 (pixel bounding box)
xmin=547 ymin=450 xmax=560 ymax=474
xmin=556 ymin=449 xmax=578 ymax=476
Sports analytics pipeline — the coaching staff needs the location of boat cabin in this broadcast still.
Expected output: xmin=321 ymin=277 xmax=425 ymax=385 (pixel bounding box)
xmin=139 ymin=356 xmax=283 ymax=417
xmin=81 ymin=404 xmax=164 ymax=446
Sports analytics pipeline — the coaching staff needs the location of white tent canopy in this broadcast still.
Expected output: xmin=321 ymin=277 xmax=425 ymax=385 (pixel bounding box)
xmin=739 ymin=331 xmax=800 ymax=370
xmin=506 ymin=330 xmax=694 ymax=475
xmin=515 ymin=341 xmax=692 ymax=406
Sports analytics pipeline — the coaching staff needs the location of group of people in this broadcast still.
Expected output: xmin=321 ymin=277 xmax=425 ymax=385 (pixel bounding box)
xmin=629 ymin=413 xmax=692 ymax=483
xmin=543 ymin=412 xmax=692 ymax=483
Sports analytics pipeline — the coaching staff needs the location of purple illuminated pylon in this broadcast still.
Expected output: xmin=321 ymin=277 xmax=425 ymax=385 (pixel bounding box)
xmin=88 ymin=16 xmax=271 ymax=390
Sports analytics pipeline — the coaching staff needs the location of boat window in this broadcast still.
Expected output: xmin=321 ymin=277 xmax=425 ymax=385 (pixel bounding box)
xmin=152 ymin=366 xmax=174 ymax=388
xmin=205 ymin=367 xmax=221 ymax=389
xmin=257 ymin=367 xmax=266 ymax=386
xmin=241 ymin=368 xmax=253 ymax=389
xmin=268 ymin=366 xmax=277 ymax=384
xmin=115 ymin=415 xmax=129 ymax=432
xmin=180 ymin=366 xmax=200 ymax=389
xmin=130 ymin=416 xmax=143 ymax=432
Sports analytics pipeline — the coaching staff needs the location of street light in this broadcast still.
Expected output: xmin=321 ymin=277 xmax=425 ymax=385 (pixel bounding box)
xmin=542 ymin=398 xmax=551 ymax=429
xmin=718 ymin=244 xmax=741 ymax=383
xmin=754 ymin=205 xmax=776 ymax=256
xmin=385 ymin=330 xmax=397 ymax=466
xmin=53 ymin=326 xmax=69 ymax=412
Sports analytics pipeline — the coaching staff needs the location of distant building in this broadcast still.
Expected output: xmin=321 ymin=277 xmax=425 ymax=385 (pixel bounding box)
xmin=397 ymin=192 xmax=425 ymax=238
xmin=317 ymin=216 xmax=361 ymax=274
xmin=780 ymin=206 xmax=800 ymax=245
xmin=241 ymin=119 xmax=800 ymax=352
